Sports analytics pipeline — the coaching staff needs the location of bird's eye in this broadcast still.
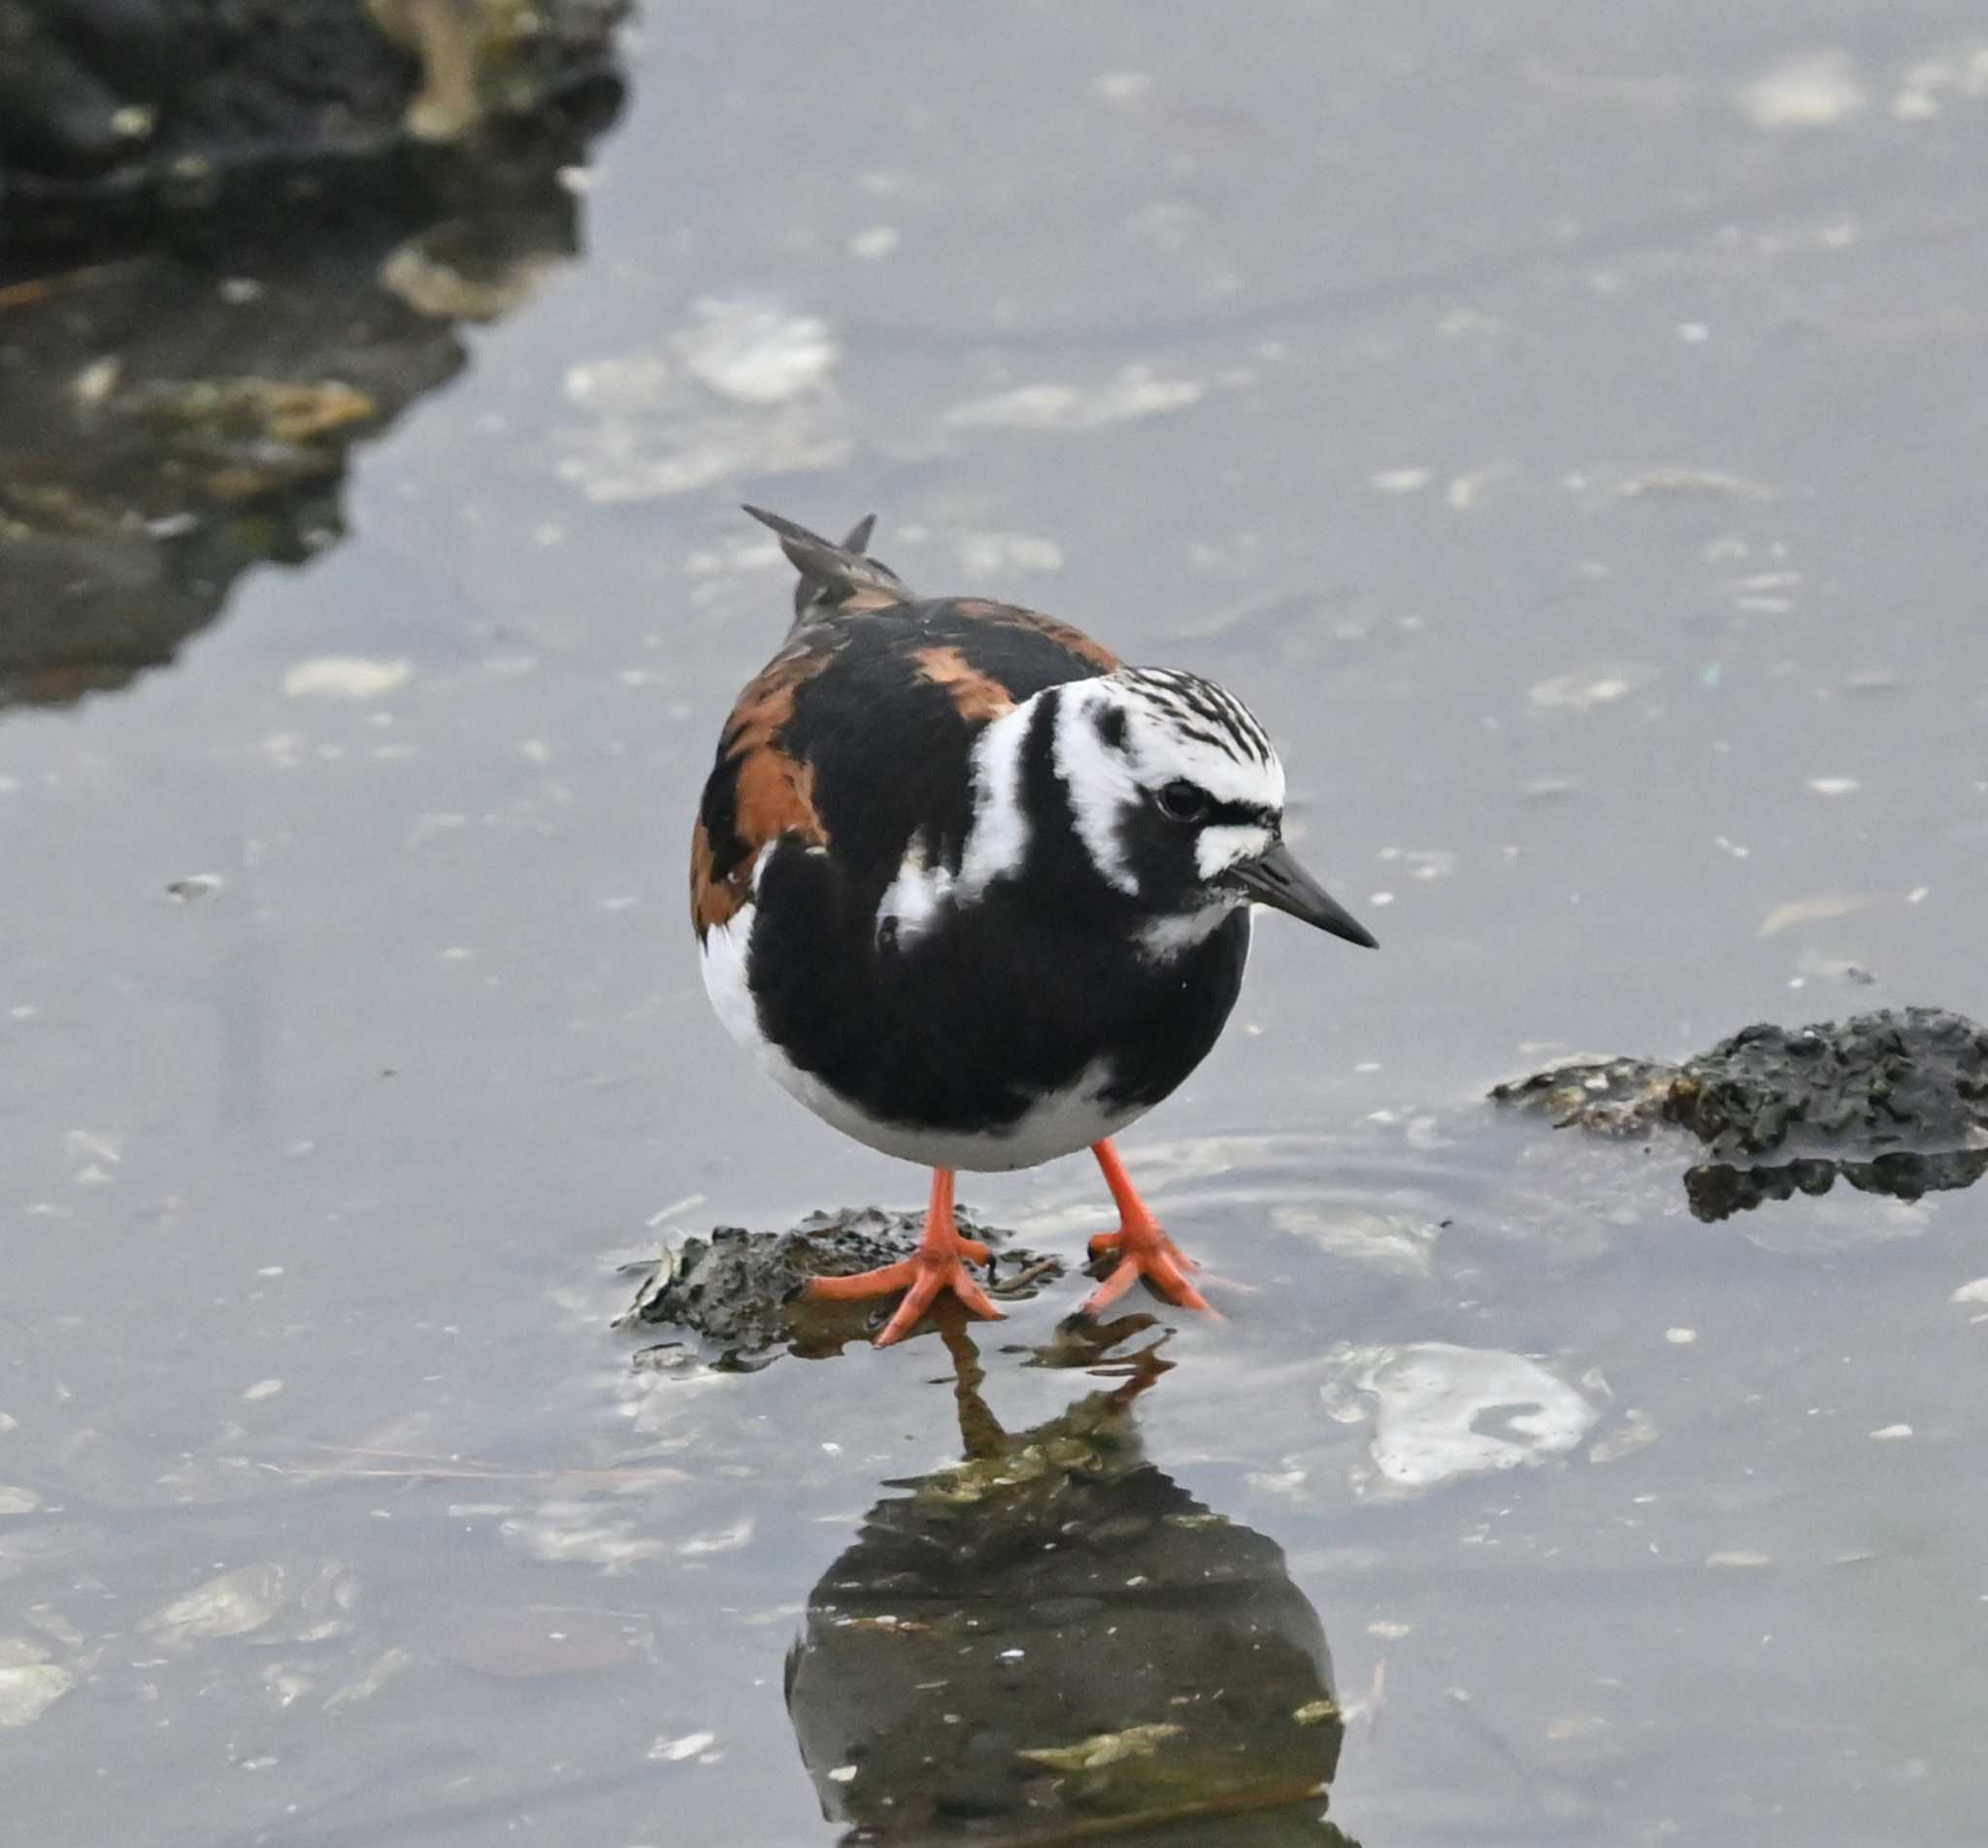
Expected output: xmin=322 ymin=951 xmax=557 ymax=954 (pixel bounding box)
xmin=1155 ymin=779 xmax=1209 ymax=824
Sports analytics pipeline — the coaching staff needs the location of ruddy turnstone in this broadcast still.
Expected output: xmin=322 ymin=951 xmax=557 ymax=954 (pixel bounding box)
xmin=692 ymin=508 xmax=1376 ymax=1345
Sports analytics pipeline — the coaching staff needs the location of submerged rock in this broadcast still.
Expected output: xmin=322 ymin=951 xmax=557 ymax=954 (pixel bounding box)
xmin=1494 ymin=1006 xmax=1988 ymax=1222
xmin=1489 ymin=1054 xmax=1679 ymax=1138
xmin=620 ymin=1206 xmax=1064 ymax=1367
xmin=784 ymin=1329 xmax=1357 ymax=1843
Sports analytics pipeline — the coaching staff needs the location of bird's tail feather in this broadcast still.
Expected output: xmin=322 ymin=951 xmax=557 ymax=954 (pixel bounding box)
xmin=742 ymin=506 xmax=910 ymax=633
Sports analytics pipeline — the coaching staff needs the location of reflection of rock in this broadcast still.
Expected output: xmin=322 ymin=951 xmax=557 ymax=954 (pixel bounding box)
xmin=621 ymin=1207 xmax=1063 ymax=1368
xmin=0 ymin=1 xmax=625 ymax=240
xmin=0 ymin=129 xmax=613 ymax=710
xmin=1681 ymin=1146 xmax=1988 ymax=1222
xmin=1493 ymin=1006 xmax=1988 ymax=1223
xmin=784 ymin=1328 xmax=1358 ymax=1845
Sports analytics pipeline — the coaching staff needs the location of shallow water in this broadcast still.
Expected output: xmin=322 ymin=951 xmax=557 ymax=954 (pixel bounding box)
xmin=5 ymin=5 xmax=1988 ymax=1843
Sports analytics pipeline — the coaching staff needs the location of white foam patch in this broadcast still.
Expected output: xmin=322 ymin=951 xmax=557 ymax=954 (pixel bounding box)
xmin=558 ymin=300 xmax=846 ymax=503
xmin=944 ymin=366 xmax=1204 ymax=432
xmin=1893 ymin=43 xmax=1988 ymax=120
xmin=504 ymin=1508 xmax=669 ymax=1568
xmin=1350 ymin=1343 xmax=1600 ymax=1492
xmin=674 ymin=299 xmax=837 ymax=404
xmin=0 ymin=1645 xmax=73 ymax=1728
xmin=283 ymin=656 xmax=413 ymax=700
xmin=1273 ymin=1204 xmax=1436 ymax=1276
xmin=957 ymin=531 xmax=1065 ymax=575
xmin=1528 ymin=663 xmax=1657 ymax=711
xmin=1735 ymin=50 xmax=1867 ymax=129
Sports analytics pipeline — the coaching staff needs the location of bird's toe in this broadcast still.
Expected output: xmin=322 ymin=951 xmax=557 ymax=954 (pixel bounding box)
xmin=1080 ymin=1226 xmax=1213 ymax=1317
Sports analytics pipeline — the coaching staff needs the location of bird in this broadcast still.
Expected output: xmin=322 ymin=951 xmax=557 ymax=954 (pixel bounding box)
xmin=691 ymin=507 xmax=1377 ymax=1347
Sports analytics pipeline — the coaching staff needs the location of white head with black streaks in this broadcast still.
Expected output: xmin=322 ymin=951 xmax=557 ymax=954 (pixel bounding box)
xmin=1052 ymin=669 xmax=1286 ymax=901
xmin=955 ymin=665 xmax=1375 ymax=954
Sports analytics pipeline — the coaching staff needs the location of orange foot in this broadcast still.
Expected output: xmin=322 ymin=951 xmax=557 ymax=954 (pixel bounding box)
xmin=1079 ymin=1139 xmax=1212 ymax=1317
xmin=805 ymin=1169 xmax=1005 ymax=1347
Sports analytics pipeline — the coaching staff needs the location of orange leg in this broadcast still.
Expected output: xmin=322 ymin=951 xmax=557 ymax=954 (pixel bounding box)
xmin=805 ymin=1168 xmax=1004 ymax=1347
xmin=1080 ymin=1139 xmax=1210 ymax=1316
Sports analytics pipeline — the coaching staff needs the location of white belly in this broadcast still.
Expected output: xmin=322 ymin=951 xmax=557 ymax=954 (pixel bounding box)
xmin=699 ymin=902 xmax=1148 ymax=1172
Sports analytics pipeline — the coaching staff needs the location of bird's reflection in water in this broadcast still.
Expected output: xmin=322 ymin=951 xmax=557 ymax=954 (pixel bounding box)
xmin=786 ymin=1319 xmax=1361 ymax=1846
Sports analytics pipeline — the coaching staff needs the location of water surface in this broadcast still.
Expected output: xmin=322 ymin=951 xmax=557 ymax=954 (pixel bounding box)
xmin=5 ymin=5 xmax=1988 ymax=1844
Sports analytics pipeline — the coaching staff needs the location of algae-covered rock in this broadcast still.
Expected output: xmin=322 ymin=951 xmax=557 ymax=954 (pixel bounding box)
xmin=783 ymin=1330 xmax=1358 ymax=1843
xmin=1668 ymin=1008 xmax=1988 ymax=1158
xmin=1494 ymin=1006 xmax=1988 ymax=1223
xmin=0 ymin=0 xmax=625 ymax=245
xmin=619 ymin=1206 xmax=1063 ymax=1366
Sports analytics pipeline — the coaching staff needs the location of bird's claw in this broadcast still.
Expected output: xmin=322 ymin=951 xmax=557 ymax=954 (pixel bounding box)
xmin=806 ymin=1238 xmax=1002 ymax=1346
xmin=1086 ymin=1225 xmax=1200 ymax=1268
xmin=1080 ymin=1221 xmax=1212 ymax=1317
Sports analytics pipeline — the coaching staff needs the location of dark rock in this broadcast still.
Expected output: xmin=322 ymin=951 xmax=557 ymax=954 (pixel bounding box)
xmin=1668 ymin=1008 xmax=1988 ymax=1158
xmin=1 ymin=0 xmax=626 ymax=248
xmin=1493 ymin=1006 xmax=1988 ymax=1223
xmin=620 ymin=1206 xmax=1064 ymax=1366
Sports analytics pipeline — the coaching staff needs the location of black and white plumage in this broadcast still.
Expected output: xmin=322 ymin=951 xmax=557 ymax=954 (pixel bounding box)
xmin=691 ymin=508 xmax=1375 ymax=1344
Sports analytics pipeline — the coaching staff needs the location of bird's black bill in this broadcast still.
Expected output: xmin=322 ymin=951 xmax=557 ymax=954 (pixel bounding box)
xmin=1231 ymin=841 xmax=1378 ymax=947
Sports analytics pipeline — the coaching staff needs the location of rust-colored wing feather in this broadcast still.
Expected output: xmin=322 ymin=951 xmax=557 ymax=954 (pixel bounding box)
xmin=691 ymin=511 xmax=1122 ymax=939
xmin=690 ymin=635 xmax=841 ymax=935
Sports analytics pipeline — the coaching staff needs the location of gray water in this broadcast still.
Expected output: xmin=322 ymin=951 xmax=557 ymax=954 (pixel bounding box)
xmin=5 ymin=5 xmax=1988 ymax=1844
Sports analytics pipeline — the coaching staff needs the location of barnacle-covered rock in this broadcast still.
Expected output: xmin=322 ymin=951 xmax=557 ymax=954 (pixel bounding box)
xmin=1487 ymin=1054 xmax=1679 ymax=1137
